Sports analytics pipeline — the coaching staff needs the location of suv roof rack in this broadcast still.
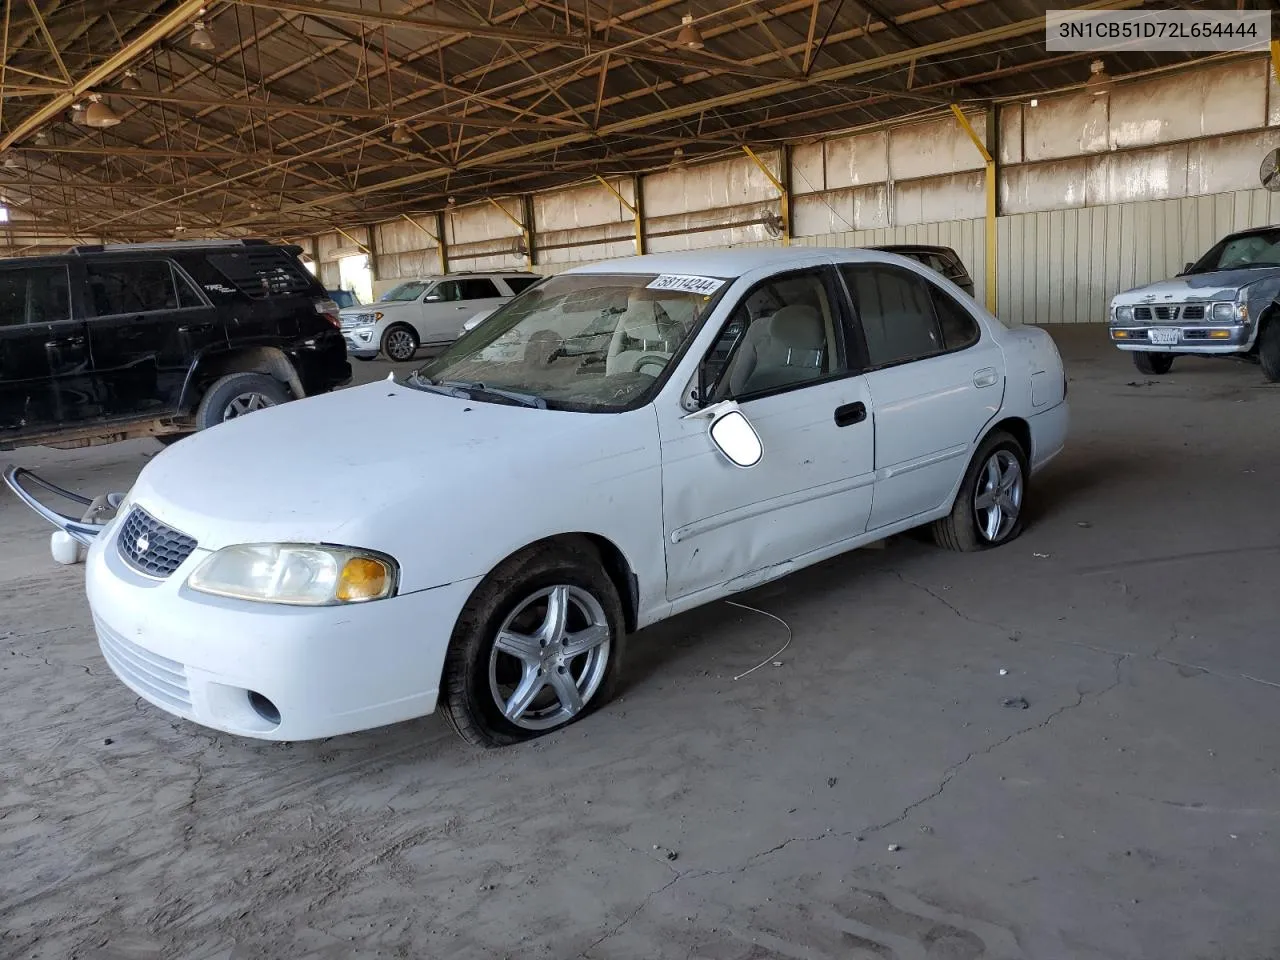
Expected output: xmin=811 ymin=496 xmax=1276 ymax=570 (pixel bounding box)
xmin=71 ymin=238 xmax=273 ymax=254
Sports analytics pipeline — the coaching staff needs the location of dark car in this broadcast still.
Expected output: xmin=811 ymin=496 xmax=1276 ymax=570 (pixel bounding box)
xmin=0 ymin=239 xmax=351 ymax=450
xmin=872 ymin=244 xmax=975 ymax=297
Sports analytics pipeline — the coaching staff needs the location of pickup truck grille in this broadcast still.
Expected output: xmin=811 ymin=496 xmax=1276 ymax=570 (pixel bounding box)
xmin=1133 ymin=304 xmax=1204 ymax=321
xmin=117 ymin=507 xmax=198 ymax=578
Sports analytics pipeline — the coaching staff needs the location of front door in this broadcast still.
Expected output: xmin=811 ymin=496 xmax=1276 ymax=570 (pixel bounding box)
xmin=419 ymin=278 xmax=506 ymax=345
xmin=838 ymin=262 xmax=1004 ymax=530
xmin=84 ymin=259 xmax=218 ymax=416
xmin=659 ymin=266 xmax=876 ymax=601
xmin=0 ymin=263 xmax=97 ymax=435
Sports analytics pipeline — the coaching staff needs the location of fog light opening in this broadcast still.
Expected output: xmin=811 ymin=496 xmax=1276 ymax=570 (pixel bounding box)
xmin=248 ymin=691 xmax=281 ymax=726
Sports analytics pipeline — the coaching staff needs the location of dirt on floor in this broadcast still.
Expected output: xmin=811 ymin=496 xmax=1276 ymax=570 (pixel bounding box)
xmin=3 ymin=329 xmax=1279 ymax=960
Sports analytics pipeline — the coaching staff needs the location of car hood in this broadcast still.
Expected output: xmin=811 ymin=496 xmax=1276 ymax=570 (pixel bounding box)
xmin=339 ymin=300 xmax=413 ymax=318
xmin=125 ymin=381 xmax=648 ymax=560
xmin=1112 ymin=269 xmax=1273 ymax=304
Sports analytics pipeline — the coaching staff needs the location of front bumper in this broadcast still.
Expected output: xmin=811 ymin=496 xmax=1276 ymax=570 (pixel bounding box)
xmin=342 ymin=325 xmax=379 ymax=357
xmin=1109 ymin=324 xmax=1251 ymax=354
xmin=84 ymin=511 xmax=481 ymax=741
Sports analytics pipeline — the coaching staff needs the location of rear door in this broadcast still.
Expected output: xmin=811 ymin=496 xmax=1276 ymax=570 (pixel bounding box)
xmin=839 ymin=261 xmax=1002 ymax=530
xmin=84 ymin=259 xmax=216 ymax=415
xmin=0 ymin=263 xmax=97 ymax=434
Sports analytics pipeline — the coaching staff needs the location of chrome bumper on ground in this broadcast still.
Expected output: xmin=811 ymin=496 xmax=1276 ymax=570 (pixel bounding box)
xmin=2 ymin=465 xmax=123 ymax=545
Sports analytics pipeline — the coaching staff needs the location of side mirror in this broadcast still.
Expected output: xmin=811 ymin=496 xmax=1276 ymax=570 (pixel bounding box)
xmin=424 ymin=294 xmax=443 ymax=302
xmin=708 ymin=409 xmax=763 ymax=468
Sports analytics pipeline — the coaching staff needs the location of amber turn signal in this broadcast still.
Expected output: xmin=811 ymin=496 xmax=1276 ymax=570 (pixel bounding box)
xmin=337 ymin=556 xmax=394 ymax=602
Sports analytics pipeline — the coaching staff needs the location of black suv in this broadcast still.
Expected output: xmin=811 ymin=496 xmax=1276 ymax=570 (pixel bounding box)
xmin=0 ymin=239 xmax=350 ymax=450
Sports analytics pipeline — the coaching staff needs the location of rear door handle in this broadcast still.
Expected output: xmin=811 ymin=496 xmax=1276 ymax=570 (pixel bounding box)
xmin=45 ymin=336 xmax=85 ymax=348
xmin=973 ymin=367 xmax=998 ymax=388
xmin=834 ymin=402 xmax=866 ymax=427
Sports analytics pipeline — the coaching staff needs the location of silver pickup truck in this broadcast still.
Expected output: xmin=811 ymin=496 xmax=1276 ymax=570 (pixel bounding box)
xmin=1109 ymin=224 xmax=1280 ymax=380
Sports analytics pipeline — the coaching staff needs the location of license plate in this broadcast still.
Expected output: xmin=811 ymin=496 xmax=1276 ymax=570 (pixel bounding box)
xmin=1148 ymin=328 xmax=1179 ymax=345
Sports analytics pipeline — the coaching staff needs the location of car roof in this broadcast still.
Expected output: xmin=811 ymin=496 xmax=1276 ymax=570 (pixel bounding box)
xmin=564 ymin=246 xmax=927 ymax=278
xmin=395 ymin=272 xmax=538 ymax=281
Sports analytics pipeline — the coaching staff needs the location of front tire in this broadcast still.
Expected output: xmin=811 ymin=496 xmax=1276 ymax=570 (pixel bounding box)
xmin=1258 ymin=320 xmax=1280 ymax=382
xmin=441 ymin=539 xmax=625 ymax=748
xmin=1133 ymin=351 xmax=1173 ymax=375
xmin=381 ymin=324 xmax=419 ymax=362
xmin=932 ymin=430 xmax=1029 ymax=552
xmin=194 ymin=373 xmax=291 ymax=431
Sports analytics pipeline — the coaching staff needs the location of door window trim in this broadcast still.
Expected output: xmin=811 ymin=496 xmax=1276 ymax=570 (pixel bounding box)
xmin=695 ymin=264 xmax=857 ymax=407
xmin=83 ymin=258 xmax=209 ymax=319
xmin=837 ymin=261 xmax=982 ymax=374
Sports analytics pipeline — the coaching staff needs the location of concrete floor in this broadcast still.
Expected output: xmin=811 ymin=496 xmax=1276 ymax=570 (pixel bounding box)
xmin=3 ymin=329 xmax=1279 ymax=960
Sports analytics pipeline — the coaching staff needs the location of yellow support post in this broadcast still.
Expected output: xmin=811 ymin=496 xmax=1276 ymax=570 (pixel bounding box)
xmin=950 ymin=103 xmax=997 ymax=315
xmin=1271 ymin=40 xmax=1280 ymax=84
xmin=742 ymin=145 xmax=790 ymax=246
xmin=594 ymin=174 xmax=644 ymax=256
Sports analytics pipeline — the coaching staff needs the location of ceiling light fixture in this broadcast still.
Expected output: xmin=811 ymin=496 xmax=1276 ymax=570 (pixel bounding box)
xmin=1085 ymin=58 xmax=1112 ymax=96
xmin=69 ymin=103 xmax=88 ymax=126
xmin=391 ymin=122 xmax=412 ymax=145
xmin=120 ymin=70 xmax=143 ymax=91
xmin=190 ymin=11 xmax=215 ymax=51
xmin=676 ymin=13 xmax=704 ymax=49
xmin=84 ymin=93 xmax=122 ymax=128
xmin=670 ymin=146 xmax=687 ymax=169
xmin=33 ymin=130 xmax=49 ymax=145
xmin=1029 ymin=98 xmax=1039 ymax=107
xmin=2 ymin=155 xmax=19 ymax=171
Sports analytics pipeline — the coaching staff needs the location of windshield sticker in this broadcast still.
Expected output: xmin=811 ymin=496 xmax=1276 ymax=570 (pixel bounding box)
xmin=645 ymin=274 xmax=726 ymax=295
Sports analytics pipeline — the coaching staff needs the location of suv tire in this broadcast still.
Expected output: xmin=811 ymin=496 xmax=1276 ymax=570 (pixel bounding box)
xmin=195 ymin=373 xmax=291 ymax=430
xmin=381 ymin=324 xmax=419 ymax=362
xmin=1133 ymin=352 xmax=1173 ymax=375
xmin=1259 ymin=320 xmax=1280 ymax=383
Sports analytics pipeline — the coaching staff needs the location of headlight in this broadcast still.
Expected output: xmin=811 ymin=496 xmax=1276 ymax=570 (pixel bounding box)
xmin=1211 ymin=301 xmax=1243 ymax=322
xmin=1114 ymin=304 xmax=1134 ymax=322
xmin=187 ymin=544 xmax=398 ymax=605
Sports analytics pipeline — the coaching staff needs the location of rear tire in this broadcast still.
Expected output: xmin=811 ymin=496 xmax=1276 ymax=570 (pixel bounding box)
xmin=1133 ymin=351 xmax=1173 ymax=375
xmin=381 ymin=324 xmax=419 ymax=362
xmin=194 ymin=373 xmax=291 ymax=431
xmin=441 ymin=538 xmax=625 ymax=748
xmin=932 ymin=430 xmax=1029 ymax=552
xmin=1258 ymin=320 xmax=1280 ymax=383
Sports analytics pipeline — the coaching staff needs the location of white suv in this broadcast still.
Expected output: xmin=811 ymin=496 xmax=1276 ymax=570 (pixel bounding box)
xmin=339 ymin=272 xmax=541 ymax=361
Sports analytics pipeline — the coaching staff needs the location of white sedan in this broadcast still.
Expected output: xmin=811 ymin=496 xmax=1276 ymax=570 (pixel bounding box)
xmin=5 ymin=248 xmax=1068 ymax=747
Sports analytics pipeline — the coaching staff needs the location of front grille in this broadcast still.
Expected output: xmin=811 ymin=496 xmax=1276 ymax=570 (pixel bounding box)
xmin=1133 ymin=304 xmax=1205 ymax=322
xmin=117 ymin=507 xmax=197 ymax=578
xmin=95 ymin=617 xmax=192 ymax=712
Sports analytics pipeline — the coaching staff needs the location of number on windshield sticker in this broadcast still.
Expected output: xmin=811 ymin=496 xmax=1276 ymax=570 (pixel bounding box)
xmin=645 ymin=274 xmax=726 ymax=295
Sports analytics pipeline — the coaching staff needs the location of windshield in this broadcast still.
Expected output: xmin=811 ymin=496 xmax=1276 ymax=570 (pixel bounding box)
xmin=1187 ymin=229 xmax=1280 ymax=274
xmin=380 ymin=280 xmax=429 ymax=302
xmin=413 ymin=272 xmax=731 ymax=412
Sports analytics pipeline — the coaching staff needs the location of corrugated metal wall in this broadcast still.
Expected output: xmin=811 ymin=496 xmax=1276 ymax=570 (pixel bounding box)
xmin=303 ymin=55 xmax=1280 ymax=323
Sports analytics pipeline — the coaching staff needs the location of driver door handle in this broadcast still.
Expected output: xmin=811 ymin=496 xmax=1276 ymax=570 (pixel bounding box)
xmin=834 ymin=402 xmax=866 ymax=427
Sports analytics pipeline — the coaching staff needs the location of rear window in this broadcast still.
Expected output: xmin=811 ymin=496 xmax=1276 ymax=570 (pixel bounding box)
xmin=505 ymin=276 xmax=540 ymax=294
xmin=0 ymin=266 xmax=71 ymax=327
xmin=206 ymin=247 xmax=316 ymax=298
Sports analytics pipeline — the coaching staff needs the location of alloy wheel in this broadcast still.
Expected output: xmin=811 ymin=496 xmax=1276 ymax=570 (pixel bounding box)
xmin=386 ymin=329 xmax=416 ymax=361
xmin=488 ymin=584 xmax=612 ymax=731
xmin=221 ymin=392 xmax=278 ymax=421
xmin=973 ymin=450 xmax=1023 ymax=542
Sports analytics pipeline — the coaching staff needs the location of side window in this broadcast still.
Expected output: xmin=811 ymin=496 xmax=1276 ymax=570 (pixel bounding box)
xmin=0 ymin=267 xmax=70 ymax=327
xmin=431 ymin=280 xmax=460 ymax=302
xmin=504 ymin=276 xmax=539 ymax=294
xmin=708 ymin=270 xmax=841 ymax=401
xmin=174 ymin=267 xmax=206 ymax=308
xmin=459 ymin=278 xmax=501 ymax=300
xmin=85 ymin=261 xmax=178 ymax=316
xmin=931 ymin=287 xmax=980 ymax=350
xmin=0 ymin=272 xmax=26 ymax=327
xmin=841 ymin=264 xmax=941 ymax=368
